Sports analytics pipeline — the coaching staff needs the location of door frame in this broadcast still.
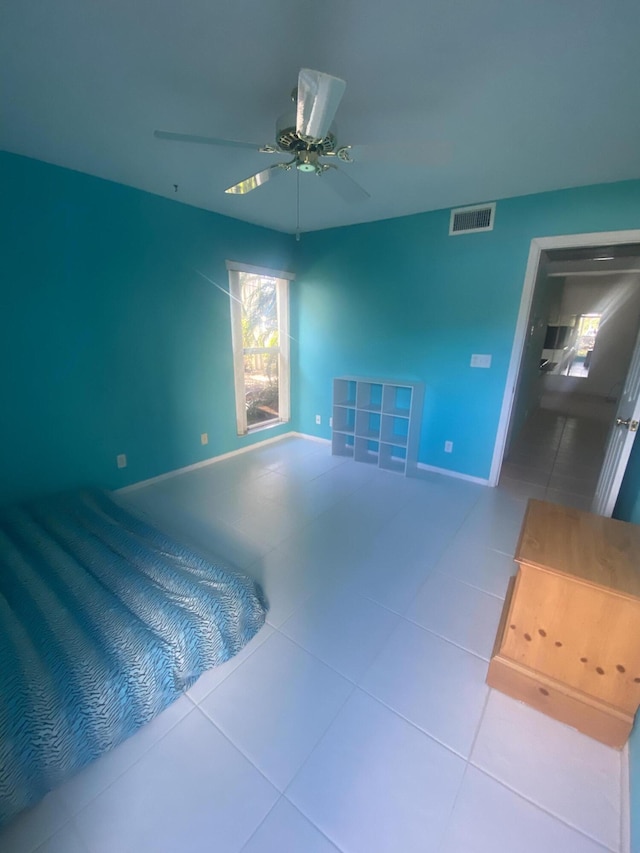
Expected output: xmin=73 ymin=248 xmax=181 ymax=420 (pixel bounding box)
xmin=489 ymin=229 xmax=640 ymax=487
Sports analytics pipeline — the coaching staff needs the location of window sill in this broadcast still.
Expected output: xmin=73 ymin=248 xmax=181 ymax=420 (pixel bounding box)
xmin=247 ymin=418 xmax=286 ymax=435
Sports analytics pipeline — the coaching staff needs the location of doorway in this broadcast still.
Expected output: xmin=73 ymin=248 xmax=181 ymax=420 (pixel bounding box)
xmin=490 ymin=231 xmax=640 ymax=515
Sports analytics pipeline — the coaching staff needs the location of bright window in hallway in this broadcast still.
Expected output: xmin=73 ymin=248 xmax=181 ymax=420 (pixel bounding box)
xmin=227 ymin=261 xmax=292 ymax=435
xmin=565 ymin=313 xmax=601 ymax=378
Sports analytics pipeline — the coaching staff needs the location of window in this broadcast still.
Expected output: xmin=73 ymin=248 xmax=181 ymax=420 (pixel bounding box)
xmin=227 ymin=261 xmax=293 ymax=435
xmin=564 ymin=313 xmax=601 ymax=377
xmin=540 ymin=313 xmax=602 ymax=378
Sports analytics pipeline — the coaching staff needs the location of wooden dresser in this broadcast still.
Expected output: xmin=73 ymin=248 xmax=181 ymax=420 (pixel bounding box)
xmin=487 ymin=498 xmax=640 ymax=748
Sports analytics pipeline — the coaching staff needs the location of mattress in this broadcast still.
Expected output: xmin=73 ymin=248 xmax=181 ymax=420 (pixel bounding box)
xmin=0 ymin=488 xmax=267 ymax=826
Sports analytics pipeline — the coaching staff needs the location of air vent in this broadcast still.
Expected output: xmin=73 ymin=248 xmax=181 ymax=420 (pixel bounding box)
xmin=449 ymin=202 xmax=496 ymax=235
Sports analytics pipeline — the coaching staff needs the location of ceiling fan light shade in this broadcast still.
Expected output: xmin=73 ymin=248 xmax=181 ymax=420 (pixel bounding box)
xmin=296 ymin=69 xmax=346 ymax=142
xmin=296 ymin=151 xmax=319 ymax=172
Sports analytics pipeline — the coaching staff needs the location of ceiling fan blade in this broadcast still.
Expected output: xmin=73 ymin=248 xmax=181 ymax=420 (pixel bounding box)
xmin=225 ymin=163 xmax=288 ymax=195
xmin=296 ymin=69 xmax=346 ymax=142
xmin=154 ymin=130 xmax=261 ymax=151
xmin=321 ymin=166 xmax=370 ymax=203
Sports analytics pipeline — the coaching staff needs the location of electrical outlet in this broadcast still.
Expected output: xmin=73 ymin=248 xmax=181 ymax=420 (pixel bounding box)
xmin=116 ymin=453 xmax=127 ymax=469
xmin=329 ymin=416 xmax=333 ymax=428
xmin=444 ymin=441 xmax=453 ymax=453
xmin=315 ymin=414 xmax=321 ymax=425
xmin=201 ymin=433 xmax=208 ymax=445
xmin=470 ymin=353 xmax=492 ymax=368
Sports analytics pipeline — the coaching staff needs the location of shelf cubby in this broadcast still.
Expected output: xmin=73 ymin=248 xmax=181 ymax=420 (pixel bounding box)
xmin=332 ymin=431 xmax=355 ymax=458
xmin=382 ymin=384 xmax=413 ymax=417
xmin=355 ymin=409 xmax=381 ymax=439
xmin=379 ymin=442 xmax=407 ymax=474
xmin=332 ymin=405 xmax=356 ymax=434
xmin=356 ymin=381 xmax=383 ymax=412
xmin=381 ymin=413 xmax=409 ymax=446
xmin=354 ymin=437 xmax=380 ymax=465
xmin=333 ymin=378 xmax=357 ymax=407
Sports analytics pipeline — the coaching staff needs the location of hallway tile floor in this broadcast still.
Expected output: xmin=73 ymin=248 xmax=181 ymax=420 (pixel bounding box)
xmin=501 ymin=400 xmax=613 ymax=509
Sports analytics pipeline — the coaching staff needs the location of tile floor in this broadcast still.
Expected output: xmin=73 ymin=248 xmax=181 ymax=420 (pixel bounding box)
xmin=0 ymin=417 xmax=624 ymax=853
xmin=500 ymin=397 xmax=612 ymax=509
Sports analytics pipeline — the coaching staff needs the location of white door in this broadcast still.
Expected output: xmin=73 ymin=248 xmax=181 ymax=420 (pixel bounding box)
xmin=591 ymin=326 xmax=640 ymax=516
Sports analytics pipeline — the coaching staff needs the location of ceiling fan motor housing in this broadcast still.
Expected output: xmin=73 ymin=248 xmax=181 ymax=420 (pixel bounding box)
xmin=275 ymin=111 xmax=337 ymax=154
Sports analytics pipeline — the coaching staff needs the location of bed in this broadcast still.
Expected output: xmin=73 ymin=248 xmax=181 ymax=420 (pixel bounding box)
xmin=0 ymin=488 xmax=267 ymax=826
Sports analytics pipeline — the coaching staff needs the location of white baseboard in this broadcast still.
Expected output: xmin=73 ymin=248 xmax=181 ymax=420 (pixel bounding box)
xmin=117 ymin=431 xmax=297 ymax=494
xmin=291 ymin=431 xmax=332 ymax=446
xmin=621 ymin=742 xmax=631 ymax=853
xmin=417 ymin=462 xmax=490 ymax=486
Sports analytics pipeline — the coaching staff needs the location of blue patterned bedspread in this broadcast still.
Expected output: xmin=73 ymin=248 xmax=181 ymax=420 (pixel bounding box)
xmin=0 ymin=488 xmax=267 ymax=826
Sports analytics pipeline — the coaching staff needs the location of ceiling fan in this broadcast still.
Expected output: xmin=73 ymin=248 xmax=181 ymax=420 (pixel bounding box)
xmin=153 ymin=69 xmax=370 ymax=204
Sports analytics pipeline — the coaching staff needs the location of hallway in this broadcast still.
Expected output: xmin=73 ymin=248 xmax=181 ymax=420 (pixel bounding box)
xmin=500 ymin=395 xmax=615 ymax=509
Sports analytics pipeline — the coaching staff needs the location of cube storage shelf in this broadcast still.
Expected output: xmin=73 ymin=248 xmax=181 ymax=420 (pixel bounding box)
xmin=331 ymin=376 xmax=424 ymax=476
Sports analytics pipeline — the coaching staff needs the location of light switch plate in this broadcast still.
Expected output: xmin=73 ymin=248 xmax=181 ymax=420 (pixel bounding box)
xmin=470 ymin=354 xmax=492 ymax=368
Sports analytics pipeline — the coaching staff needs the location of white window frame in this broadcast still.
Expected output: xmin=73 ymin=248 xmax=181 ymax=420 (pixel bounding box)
xmin=226 ymin=260 xmax=294 ymax=435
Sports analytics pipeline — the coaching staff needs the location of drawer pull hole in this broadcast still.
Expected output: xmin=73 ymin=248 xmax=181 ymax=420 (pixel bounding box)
xmin=539 ymin=688 xmax=549 ymax=696
xmin=524 ymin=633 xmax=532 ymax=642
xmin=580 ymin=657 xmax=588 ymax=663
xmin=596 ymin=667 xmax=605 ymax=675
xmin=617 ymin=665 xmax=626 ymax=673
xmin=555 ymin=641 xmax=562 ymax=647
xmin=538 ymin=629 xmax=547 ymax=637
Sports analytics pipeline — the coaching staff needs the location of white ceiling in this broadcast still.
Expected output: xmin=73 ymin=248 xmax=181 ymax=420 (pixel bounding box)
xmin=2 ymin=0 xmax=640 ymax=234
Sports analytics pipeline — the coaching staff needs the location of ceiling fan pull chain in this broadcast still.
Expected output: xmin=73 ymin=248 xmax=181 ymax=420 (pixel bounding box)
xmin=296 ymin=170 xmax=301 ymax=242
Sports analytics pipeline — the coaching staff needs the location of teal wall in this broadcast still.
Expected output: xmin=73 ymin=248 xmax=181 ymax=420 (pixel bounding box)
xmin=0 ymin=152 xmax=295 ymax=504
xmin=293 ymin=179 xmax=640 ymax=479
